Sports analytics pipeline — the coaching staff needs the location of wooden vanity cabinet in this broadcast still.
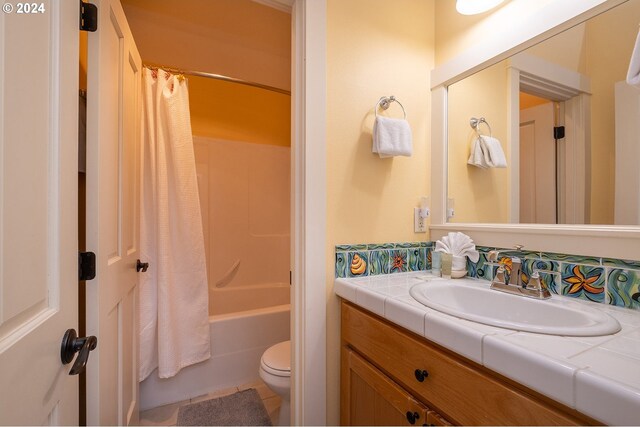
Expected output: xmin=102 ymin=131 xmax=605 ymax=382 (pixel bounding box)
xmin=341 ymin=301 xmax=598 ymax=426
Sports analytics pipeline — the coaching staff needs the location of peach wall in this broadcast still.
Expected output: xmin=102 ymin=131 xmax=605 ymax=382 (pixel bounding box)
xmin=520 ymin=93 xmax=551 ymax=110
xmin=121 ymin=0 xmax=291 ymax=147
xmin=121 ymin=0 xmax=290 ymax=91
xmin=325 ymin=0 xmax=435 ymax=423
xmin=447 ymin=62 xmax=509 ymax=223
xmin=584 ymin=1 xmax=640 ymax=223
xmin=435 ymin=0 xmax=556 ymax=66
xmin=188 ymin=77 xmax=290 ymax=147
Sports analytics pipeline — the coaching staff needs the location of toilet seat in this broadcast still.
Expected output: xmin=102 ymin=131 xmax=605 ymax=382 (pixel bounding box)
xmin=260 ymin=340 xmax=291 ymax=377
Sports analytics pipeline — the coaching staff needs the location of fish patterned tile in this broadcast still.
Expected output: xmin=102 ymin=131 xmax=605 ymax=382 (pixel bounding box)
xmin=607 ymin=269 xmax=640 ymax=310
xmin=395 ymin=242 xmax=417 ymax=249
xmin=367 ymin=243 xmax=395 ymax=250
xmin=335 ymin=252 xmax=347 ymax=278
xmin=602 ymin=258 xmax=640 ymax=270
xmin=408 ymin=248 xmax=426 ymax=272
xmin=541 ymin=252 xmax=601 ymax=266
xmin=336 ymin=244 xmax=367 ymax=252
xmin=467 ymin=251 xmax=494 ymax=281
xmin=425 ymin=248 xmax=433 ymax=270
xmin=368 ymin=250 xmax=390 ymax=276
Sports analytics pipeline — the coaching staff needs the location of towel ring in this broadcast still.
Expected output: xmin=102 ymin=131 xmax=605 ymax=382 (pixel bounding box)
xmin=375 ymin=95 xmax=407 ymax=119
xmin=470 ymin=117 xmax=492 ymax=137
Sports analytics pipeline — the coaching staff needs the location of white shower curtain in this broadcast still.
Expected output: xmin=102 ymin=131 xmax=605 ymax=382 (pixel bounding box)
xmin=139 ymin=68 xmax=210 ymax=381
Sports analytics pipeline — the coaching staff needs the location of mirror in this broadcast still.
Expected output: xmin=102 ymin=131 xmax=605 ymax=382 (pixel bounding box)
xmin=447 ymin=0 xmax=640 ymax=225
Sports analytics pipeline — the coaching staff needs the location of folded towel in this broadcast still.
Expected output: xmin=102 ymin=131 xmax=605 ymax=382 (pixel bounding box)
xmin=434 ymin=232 xmax=480 ymax=263
xmin=627 ymin=28 xmax=640 ymax=88
xmin=467 ymin=136 xmax=489 ymax=168
xmin=480 ymin=136 xmax=507 ymax=168
xmin=373 ymin=116 xmax=413 ymax=158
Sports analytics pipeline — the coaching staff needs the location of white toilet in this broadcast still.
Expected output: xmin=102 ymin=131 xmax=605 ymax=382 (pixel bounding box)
xmin=259 ymin=340 xmax=291 ymax=426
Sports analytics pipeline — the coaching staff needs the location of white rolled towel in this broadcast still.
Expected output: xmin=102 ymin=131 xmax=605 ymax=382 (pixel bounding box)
xmin=372 ymin=116 xmax=413 ymax=158
xmin=627 ymin=28 xmax=640 ymax=88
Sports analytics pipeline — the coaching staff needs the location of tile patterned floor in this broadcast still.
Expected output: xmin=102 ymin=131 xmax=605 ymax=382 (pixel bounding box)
xmin=139 ymin=380 xmax=281 ymax=426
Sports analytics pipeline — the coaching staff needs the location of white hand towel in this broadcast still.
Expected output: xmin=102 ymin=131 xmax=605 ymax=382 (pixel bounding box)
xmin=479 ymin=135 xmax=507 ymax=168
xmin=373 ymin=116 xmax=413 ymax=158
xmin=467 ymin=136 xmax=489 ymax=168
xmin=434 ymin=232 xmax=479 ymax=263
xmin=627 ymin=28 xmax=640 ymax=88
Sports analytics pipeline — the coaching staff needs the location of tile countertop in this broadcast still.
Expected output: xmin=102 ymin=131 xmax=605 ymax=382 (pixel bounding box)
xmin=334 ymin=272 xmax=640 ymax=426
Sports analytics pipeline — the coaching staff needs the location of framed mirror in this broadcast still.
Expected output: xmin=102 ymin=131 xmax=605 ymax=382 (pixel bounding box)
xmin=430 ymin=0 xmax=640 ymax=260
xmin=446 ymin=0 xmax=640 ymax=226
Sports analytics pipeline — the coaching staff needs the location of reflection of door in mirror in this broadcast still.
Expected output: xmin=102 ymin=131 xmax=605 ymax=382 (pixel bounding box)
xmin=519 ymin=97 xmax=556 ymax=224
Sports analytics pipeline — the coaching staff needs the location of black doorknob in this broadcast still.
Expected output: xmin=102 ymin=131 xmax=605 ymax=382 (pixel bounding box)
xmin=406 ymin=411 xmax=420 ymax=425
xmin=60 ymin=329 xmax=97 ymax=375
xmin=136 ymin=259 xmax=149 ymax=272
xmin=414 ymin=369 xmax=429 ymax=382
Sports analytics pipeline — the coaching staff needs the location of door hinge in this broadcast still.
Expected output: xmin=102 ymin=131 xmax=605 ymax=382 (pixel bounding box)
xmin=79 ymin=1 xmax=98 ymax=32
xmin=79 ymin=252 xmax=96 ymax=281
xmin=289 ymin=271 xmax=292 ymax=285
xmin=553 ymin=126 xmax=565 ymax=140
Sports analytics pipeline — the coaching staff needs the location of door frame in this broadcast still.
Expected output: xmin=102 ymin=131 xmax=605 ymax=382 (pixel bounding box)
xmin=507 ymin=52 xmax=591 ymax=224
xmin=291 ymin=1 xmax=327 ymax=425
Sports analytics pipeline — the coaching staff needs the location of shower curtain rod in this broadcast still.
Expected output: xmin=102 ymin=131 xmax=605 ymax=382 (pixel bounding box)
xmin=144 ymin=64 xmax=291 ymax=96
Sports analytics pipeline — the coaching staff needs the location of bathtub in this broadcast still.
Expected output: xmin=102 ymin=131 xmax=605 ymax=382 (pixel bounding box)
xmin=140 ymin=283 xmax=290 ymax=411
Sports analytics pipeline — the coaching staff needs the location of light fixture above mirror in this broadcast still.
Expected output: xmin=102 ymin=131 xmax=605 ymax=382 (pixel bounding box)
xmin=456 ymin=0 xmax=505 ymax=15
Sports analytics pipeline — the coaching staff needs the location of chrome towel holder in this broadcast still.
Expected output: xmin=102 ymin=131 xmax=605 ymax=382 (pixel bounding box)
xmin=375 ymin=95 xmax=407 ymax=119
xmin=470 ymin=117 xmax=492 ymax=137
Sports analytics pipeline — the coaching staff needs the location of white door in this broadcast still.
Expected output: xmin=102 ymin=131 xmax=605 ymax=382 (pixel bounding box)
xmin=85 ymin=0 xmax=142 ymax=424
xmin=0 ymin=1 xmax=80 ymax=424
xmin=520 ymin=102 xmax=556 ymax=223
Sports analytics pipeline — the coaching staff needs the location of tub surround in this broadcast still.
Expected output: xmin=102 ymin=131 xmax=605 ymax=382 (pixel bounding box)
xmin=336 ymin=242 xmax=640 ymax=311
xmin=335 ymin=272 xmax=640 ymax=425
xmin=139 ymin=304 xmax=290 ymax=411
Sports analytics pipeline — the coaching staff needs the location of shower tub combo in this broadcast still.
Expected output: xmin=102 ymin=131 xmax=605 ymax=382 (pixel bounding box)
xmin=140 ymin=282 xmax=290 ymax=410
xmin=140 ymin=137 xmax=291 ymax=410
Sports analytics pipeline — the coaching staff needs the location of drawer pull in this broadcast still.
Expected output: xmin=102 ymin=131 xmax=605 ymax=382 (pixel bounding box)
xmin=406 ymin=411 xmax=420 ymax=424
xmin=414 ymin=368 xmax=429 ymax=382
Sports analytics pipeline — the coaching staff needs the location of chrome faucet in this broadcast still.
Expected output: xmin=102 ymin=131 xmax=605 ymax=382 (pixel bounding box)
xmin=487 ymin=248 xmax=551 ymax=300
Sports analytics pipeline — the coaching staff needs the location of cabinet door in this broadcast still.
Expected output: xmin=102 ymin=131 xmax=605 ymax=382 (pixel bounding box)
xmin=341 ymin=347 xmax=428 ymax=426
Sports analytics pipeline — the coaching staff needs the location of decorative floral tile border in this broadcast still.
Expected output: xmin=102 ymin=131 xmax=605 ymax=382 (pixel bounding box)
xmin=336 ymin=242 xmax=640 ymax=311
xmin=335 ymin=242 xmax=433 ymax=278
xmin=467 ymin=247 xmax=640 ymax=311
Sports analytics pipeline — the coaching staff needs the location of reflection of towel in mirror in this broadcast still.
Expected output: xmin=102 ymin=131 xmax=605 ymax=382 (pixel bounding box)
xmin=468 ymin=135 xmax=506 ymax=168
xmin=372 ymin=116 xmax=413 ymax=158
xmin=467 ymin=137 xmax=488 ymax=168
xmin=627 ymin=28 xmax=640 ymax=88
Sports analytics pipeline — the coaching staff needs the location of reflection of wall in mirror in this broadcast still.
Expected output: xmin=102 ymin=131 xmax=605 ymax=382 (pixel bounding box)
xmin=584 ymin=1 xmax=640 ymax=224
xmin=511 ymin=1 xmax=640 ymax=224
xmin=448 ymin=62 xmax=509 ymax=223
xmin=445 ymin=0 xmax=640 ymax=225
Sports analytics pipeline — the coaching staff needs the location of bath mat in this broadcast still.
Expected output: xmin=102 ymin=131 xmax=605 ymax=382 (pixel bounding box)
xmin=177 ymin=388 xmax=272 ymax=426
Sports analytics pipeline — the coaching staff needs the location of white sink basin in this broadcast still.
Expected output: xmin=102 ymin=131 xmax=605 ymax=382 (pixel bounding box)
xmin=409 ymin=278 xmax=621 ymax=336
